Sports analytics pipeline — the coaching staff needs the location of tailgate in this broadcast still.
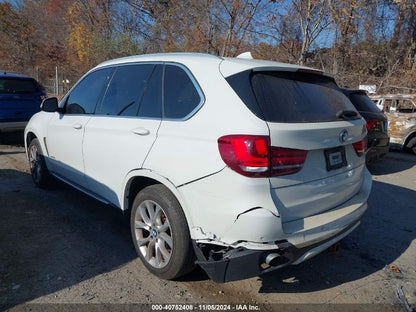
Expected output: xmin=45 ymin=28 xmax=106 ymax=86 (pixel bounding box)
xmin=268 ymin=120 xmax=367 ymax=222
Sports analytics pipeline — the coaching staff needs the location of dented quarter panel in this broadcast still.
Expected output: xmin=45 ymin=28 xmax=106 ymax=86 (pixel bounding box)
xmin=220 ymin=208 xmax=281 ymax=244
xmin=180 ymin=164 xmax=371 ymax=250
xmin=178 ymin=167 xmax=282 ymax=243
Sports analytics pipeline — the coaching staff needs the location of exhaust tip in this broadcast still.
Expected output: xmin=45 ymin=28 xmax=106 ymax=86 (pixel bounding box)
xmin=265 ymin=253 xmax=281 ymax=266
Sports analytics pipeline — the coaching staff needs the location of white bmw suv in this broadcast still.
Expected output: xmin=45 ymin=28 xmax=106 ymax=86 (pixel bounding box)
xmin=25 ymin=53 xmax=371 ymax=282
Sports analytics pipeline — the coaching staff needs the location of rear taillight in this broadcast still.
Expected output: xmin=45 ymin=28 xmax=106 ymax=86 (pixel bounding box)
xmin=366 ymin=120 xmax=377 ymax=130
xmin=218 ymin=135 xmax=307 ymax=177
xmin=366 ymin=120 xmax=381 ymax=131
xmin=271 ymin=147 xmax=308 ymax=176
xmin=353 ymin=136 xmax=367 ymax=157
xmin=218 ymin=135 xmax=269 ymax=177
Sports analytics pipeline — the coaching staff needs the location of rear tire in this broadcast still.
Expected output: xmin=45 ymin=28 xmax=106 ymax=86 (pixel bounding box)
xmin=27 ymin=138 xmax=52 ymax=188
xmin=407 ymin=137 xmax=416 ymax=155
xmin=130 ymin=184 xmax=195 ymax=280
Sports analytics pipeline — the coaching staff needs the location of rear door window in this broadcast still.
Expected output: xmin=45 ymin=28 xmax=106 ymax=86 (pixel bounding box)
xmin=0 ymin=78 xmax=40 ymax=94
xmin=138 ymin=65 xmax=163 ymax=118
xmin=163 ymin=65 xmax=202 ymax=119
xmin=97 ymin=64 xmax=154 ymax=116
xmin=227 ymin=71 xmax=357 ymax=123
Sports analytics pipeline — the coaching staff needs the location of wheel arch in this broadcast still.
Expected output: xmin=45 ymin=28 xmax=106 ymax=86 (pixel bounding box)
xmin=404 ymin=130 xmax=416 ymax=149
xmin=26 ymin=131 xmax=37 ymax=144
xmin=25 ymin=131 xmax=38 ymax=157
xmin=122 ymin=170 xmax=195 ymax=230
xmin=25 ymin=124 xmax=48 ymax=155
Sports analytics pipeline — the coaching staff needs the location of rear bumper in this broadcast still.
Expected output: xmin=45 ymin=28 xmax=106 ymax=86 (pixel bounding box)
xmin=366 ymin=144 xmax=389 ymax=163
xmin=195 ymin=220 xmax=361 ymax=283
xmin=366 ymin=134 xmax=389 ymax=163
xmin=191 ymin=167 xmax=371 ymax=282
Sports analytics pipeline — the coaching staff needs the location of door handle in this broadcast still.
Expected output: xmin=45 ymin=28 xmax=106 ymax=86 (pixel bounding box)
xmin=132 ymin=127 xmax=150 ymax=136
xmin=73 ymin=123 xmax=82 ymax=130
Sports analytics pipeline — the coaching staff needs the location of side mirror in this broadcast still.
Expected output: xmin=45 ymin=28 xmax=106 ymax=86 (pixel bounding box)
xmin=41 ymin=97 xmax=59 ymax=113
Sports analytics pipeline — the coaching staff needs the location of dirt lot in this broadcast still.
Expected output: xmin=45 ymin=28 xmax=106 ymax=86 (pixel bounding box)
xmin=0 ymin=132 xmax=415 ymax=312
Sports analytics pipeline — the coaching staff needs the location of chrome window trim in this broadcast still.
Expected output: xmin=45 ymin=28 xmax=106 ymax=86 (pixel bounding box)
xmin=61 ymin=61 xmax=205 ymax=121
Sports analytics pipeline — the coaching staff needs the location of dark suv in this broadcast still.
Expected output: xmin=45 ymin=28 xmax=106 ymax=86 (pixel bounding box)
xmin=0 ymin=72 xmax=46 ymax=132
xmin=342 ymin=88 xmax=389 ymax=163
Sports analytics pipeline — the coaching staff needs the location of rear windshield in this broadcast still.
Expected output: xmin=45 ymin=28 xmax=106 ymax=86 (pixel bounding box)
xmin=0 ymin=78 xmax=40 ymax=94
xmin=226 ymin=70 xmax=357 ymax=123
xmin=347 ymin=93 xmax=381 ymax=113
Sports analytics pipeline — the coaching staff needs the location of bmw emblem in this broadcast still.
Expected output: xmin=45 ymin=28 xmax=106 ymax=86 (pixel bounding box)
xmin=339 ymin=129 xmax=348 ymax=143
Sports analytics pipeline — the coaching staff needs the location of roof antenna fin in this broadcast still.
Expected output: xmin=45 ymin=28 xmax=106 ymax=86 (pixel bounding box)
xmin=236 ymin=52 xmax=253 ymax=59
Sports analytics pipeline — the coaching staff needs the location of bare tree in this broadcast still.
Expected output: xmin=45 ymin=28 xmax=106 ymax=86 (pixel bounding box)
xmin=292 ymin=0 xmax=331 ymax=65
xmin=216 ymin=0 xmax=261 ymax=56
xmin=1 ymin=0 xmax=416 ymax=94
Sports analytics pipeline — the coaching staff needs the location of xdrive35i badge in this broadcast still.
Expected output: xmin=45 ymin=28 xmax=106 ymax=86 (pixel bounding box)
xmin=339 ymin=129 xmax=348 ymax=143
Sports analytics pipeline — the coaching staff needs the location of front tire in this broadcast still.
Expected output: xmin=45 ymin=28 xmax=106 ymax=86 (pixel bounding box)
xmin=130 ymin=184 xmax=195 ymax=280
xmin=28 ymin=138 xmax=52 ymax=188
xmin=407 ymin=137 xmax=416 ymax=155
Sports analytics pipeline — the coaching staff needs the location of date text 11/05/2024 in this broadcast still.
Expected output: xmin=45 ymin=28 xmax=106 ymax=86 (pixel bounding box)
xmin=151 ymin=304 xmax=260 ymax=311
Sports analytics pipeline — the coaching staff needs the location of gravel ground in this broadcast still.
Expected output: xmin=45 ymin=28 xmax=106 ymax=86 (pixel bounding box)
xmin=0 ymin=131 xmax=415 ymax=312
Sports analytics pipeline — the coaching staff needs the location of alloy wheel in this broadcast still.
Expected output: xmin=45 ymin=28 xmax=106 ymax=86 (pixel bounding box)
xmin=28 ymin=144 xmax=41 ymax=183
xmin=133 ymin=200 xmax=173 ymax=268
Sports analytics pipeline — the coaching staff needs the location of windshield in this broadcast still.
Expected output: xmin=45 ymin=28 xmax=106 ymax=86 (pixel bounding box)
xmin=0 ymin=78 xmax=40 ymax=94
xmin=227 ymin=70 xmax=358 ymax=123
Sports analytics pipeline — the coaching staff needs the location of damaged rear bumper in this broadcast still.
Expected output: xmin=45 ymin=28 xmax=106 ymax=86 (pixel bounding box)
xmin=194 ymin=220 xmax=360 ymax=283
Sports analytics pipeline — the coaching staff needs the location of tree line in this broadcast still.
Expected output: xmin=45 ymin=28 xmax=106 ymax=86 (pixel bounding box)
xmin=1 ymin=0 xmax=415 ymax=94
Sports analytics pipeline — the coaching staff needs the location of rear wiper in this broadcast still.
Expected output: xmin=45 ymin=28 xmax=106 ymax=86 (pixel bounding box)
xmin=336 ymin=110 xmax=359 ymax=120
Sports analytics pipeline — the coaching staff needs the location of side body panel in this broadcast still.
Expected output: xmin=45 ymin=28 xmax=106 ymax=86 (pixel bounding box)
xmin=24 ymin=111 xmax=55 ymax=157
xmin=143 ymin=58 xmax=270 ymax=186
xmin=83 ymin=116 xmax=161 ymax=206
xmin=46 ymin=113 xmax=90 ymax=187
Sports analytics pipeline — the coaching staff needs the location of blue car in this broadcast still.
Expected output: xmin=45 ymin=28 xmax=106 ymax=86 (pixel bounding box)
xmin=0 ymin=72 xmax=46 ymax=132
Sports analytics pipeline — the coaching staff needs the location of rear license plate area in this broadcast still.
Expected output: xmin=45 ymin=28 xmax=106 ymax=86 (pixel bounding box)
xmin=324 ymin=146 xmax=347 ymax=171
